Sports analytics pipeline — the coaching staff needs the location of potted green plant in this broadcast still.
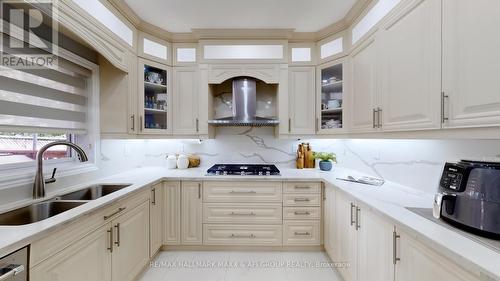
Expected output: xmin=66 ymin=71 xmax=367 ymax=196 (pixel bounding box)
xmin=313 ymin=152 xmax=337 ymax=171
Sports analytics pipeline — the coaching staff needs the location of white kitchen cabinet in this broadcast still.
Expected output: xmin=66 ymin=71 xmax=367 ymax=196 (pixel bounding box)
xmin=378 ymin=0 xmax=441 ymax=131
xmin=442 ymin=0 xmax=500 ymax=128
xmin=112 ymin=201 xmax=150 ymax=281
xmin=288 ymin=67 xmax=316 ymax=134
xmin=164 ymin=181 xmax=181 ymax=245
xmin=181 ymin=181 xmax=203 ymax=245
xmin=356 ymin=207 xmax=394 ymax=281
xmin=332 ymin=190 xmax=395 ymax=281
xmin=335 ymin=191 xmax=357 ymax=281
xmin=100 ymin=51 xmax=138 ymax=136
xmin=317 ymin=58 xmax=348 ymax=134
xmin=138 ymin=58 xmax=172 ymax=134
xmin=395 ymin=229 xmax=480 ymax=281
xmin=350 ymin=35 xmax=380 ymax=132
xmin=150 ymin=183 xmax=163 ymax=257
xmin=173 ymin=66 xmax=201 ymax=135
xmin=30 ymin=225 xmax=112 ymax=281
xmin=323 ymin=184 xmax=336 ymax=260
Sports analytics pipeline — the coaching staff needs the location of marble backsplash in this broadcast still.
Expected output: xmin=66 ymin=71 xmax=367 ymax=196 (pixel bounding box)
xmin=99 ymin=128 xmax=500 ymax=194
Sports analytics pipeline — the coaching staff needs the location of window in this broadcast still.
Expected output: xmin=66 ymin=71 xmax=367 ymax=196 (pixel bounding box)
xmin=203 ymin=45 xmax=284 ymax=60
xmin=291 ymin=48 xmax=312 ymax=62
xmin=143 ymin=38 xmax=167 ymax=60
xmin=0 ymin=10 xmax=98 ymax=171
xmin=0 ymin=133 xmax=72 ymax=165
xmin=177 ymin=48 xmax=197 ymax=63
xmin=320 ymin=37 xmax=343 ymax=59
xmin=352 ymin=0 xmax=402 ymax=44
xmin=72 ymin=0 xmax=134 ymax=46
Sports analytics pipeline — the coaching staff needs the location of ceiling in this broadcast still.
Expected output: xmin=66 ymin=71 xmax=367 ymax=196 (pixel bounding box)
xmin=124 ymin=0 xmax=358 ymax=33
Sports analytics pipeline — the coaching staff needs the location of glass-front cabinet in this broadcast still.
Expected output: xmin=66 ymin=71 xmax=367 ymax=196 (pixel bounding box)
xmin=138 ymin=58 xmax=172 ymax=134
xmin=317 ymin=59 xmax=346 ymax=133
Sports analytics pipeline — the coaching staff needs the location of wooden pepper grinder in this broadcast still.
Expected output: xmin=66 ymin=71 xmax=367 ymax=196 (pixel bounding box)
xmin=305 ymin=144 xmax=315 ymax=168
xmin=296 ymin=144 xmax=305 ymax=169
xmin=296 ymin=151 xmax=304 ymax=169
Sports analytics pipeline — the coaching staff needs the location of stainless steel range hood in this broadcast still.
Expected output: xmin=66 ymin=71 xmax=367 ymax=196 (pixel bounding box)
xmin=208 ymin=77 xmax=279 ymax=126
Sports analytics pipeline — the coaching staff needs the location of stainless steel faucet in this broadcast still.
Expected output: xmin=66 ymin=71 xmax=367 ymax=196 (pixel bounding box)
xmin=33 ymin=141 xmax=89 ymax=199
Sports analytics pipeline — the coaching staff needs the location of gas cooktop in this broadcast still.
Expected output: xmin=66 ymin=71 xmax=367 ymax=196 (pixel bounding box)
xmin=206 ymin=164 xmax=281 ymax=176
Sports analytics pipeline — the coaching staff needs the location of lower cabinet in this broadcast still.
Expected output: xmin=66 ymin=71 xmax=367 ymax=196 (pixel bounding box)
xmin=334 ymin=191 xmax=358 ymax=281
xmin=333 ymin=190 xmax=394 ymax=281
xmin=150 ymin=183 xmax=164 ymax=257
xmin=323 ymin=183 xmax=336 ymax=259
xmin=395 ymin=229 xmax=480 ymax=281
xmin=356 ymin=205 xmax=394 ymax=281
xmin=31 ymin=191 xmax=151 ymax=281
xmin=31 ymin=225 xmax=112 ymax=281
xmin=328 ymin=188 xmax=481 ymax=281
xmin=164 ymin=181 xmax=181 ymax=245
xmin=111 ymin=201 xmax=150 ymax=281
xmin=181 ymin=181 xmax=203 ymax=245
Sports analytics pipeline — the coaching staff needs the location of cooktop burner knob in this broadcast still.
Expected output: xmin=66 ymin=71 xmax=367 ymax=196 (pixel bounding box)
xmin=215 ymin=171 xmax=220 ymax=175
xmin=266 ymin=171 xmax=271 ymax=176
xmin=223 ymin=171 xmax=228 ymax=175
xmin=240 ymin=171 xmax=245 ymax=175
xmin=258 ymin=171 xmax=263 ymax=175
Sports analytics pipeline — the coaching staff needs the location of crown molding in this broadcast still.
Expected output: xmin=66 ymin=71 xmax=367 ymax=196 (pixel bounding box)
xmin=106 ymin=0 xmax=374 ymax=43
xmin=192 ymin=29 xmax=295 ymax=40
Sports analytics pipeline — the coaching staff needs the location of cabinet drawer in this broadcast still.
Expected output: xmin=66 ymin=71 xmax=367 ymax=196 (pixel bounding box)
xmin=283 ymin=193 xmax=321 ymax=207
xmin=283 ymin=207 xmax=321 ymax=220
xmin=203 ymin=181 xmax=282 ymax=203
xmin=203 ymin=203 xmax=282 ymax=224
xmin=283 ymin=220 xmax=321 ymax=245
xmin=203 ymin=224 xmax=282 ymax=246
xmin=283 ymin=182 xmax=321 ymax=194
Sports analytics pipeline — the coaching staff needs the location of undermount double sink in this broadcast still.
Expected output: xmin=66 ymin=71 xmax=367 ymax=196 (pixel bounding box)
xmin=0 ymin=184 xmax=131 ymax=226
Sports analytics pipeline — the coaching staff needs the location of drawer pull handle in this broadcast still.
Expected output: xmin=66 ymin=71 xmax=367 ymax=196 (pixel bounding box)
xmin=104 ymin=207 xmax=126 ymax=220
xmin=230 ymin=212 xmax=256 ymax=216
xmin=294 ymin=232 xmax=311 ymax=236
xmin=229 ymin=190 xmax=257 ymax=194
xmin=230 ymin=234 xmax=256 ymax=239
xmin=294 ymin=211 xmax=311 ymax=215
xmin=294 ymin=198 xmax=310 ymax=202
xmin=294 ymin=186 xmax=311 ymax=189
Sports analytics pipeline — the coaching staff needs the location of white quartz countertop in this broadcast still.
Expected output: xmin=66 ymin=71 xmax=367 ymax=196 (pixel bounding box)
xmin=0 ymin=166 xmax=498 ymax=279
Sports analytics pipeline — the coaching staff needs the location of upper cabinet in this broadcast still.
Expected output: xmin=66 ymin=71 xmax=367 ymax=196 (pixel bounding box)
xmin=442 ymin=0 xmax=500 ymax=128
xmin=173 ymin=66 xmax=203 ymax=135
xmin=378 ymin=0 xmax=442 ymax=131
xmin=350 ymin=36 xmax=379 ymax=133
xmin=138 ymin=58 xmax=172 ymax=134
xmin=288 ymin=67 xmax=316 ymax=134
xmin=317 ymin=58 xmax=348 ymax=134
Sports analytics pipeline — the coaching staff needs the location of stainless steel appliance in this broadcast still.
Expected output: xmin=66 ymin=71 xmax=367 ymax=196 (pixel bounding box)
xmin=0 ymin=247 xmax=27 ymax=281
xmin=433 ymin=160 xmax=500 ymax=239
xmin=207 ymin=164 xmax=280 ymax=176
xmin=207 ymin=77 xmax=279 ymax=126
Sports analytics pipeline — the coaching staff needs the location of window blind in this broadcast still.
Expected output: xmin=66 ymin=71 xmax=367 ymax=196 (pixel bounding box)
xmin=0 ymin=29 xmax=92 ymax=134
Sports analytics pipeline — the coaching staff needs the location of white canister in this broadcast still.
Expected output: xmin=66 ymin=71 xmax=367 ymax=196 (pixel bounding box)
xmin=177 ymin=154 xmax=189 ymax=169
xmin=166 ymin=155 xmax=178 ymax=169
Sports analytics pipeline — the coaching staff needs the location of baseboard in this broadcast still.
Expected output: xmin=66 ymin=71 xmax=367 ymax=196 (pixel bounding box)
xmin=161 ymin=244 xmax=325 ymax=252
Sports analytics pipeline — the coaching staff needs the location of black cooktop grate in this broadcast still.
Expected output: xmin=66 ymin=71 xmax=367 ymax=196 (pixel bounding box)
xmin=207 ymin=164 xmax=281 ymax=176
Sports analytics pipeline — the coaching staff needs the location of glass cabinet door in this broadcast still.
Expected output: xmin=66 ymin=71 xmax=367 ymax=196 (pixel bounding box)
xmin=318 ymin=61 xmax=344 ymax=132
xmin=138 ymin=58 xmax=171 ymax=134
